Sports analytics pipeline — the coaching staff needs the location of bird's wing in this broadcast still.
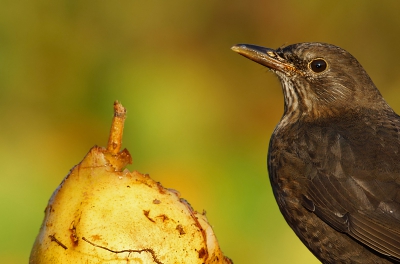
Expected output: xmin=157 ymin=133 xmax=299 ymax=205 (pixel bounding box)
xmin=302 ymin=123 xmax=400 ymax=259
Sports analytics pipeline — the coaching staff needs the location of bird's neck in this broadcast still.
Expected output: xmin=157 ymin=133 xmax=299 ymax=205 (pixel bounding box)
xmin=276 ymin=106 xmax=396 ymax=137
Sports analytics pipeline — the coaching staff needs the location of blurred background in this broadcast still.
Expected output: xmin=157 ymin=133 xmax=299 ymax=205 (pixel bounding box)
xmin=3 ymin=1 xmax=400 ymax=263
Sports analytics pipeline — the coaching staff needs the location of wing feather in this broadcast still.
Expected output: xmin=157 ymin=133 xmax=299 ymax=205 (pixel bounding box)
xmin=302 ymin=117 xmax=400 ymax=259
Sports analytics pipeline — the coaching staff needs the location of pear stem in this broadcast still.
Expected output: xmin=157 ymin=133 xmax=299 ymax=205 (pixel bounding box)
xmin=107 ymin=101 xmax=127 ymax=154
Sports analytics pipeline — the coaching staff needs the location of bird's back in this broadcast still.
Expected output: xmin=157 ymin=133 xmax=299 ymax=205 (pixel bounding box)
xmin=268 ymin=108 xmax=400 ymax=263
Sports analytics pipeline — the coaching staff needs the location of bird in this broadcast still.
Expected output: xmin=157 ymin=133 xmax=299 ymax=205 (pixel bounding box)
xmin=231 ymin=42 xmax=400 ymax=263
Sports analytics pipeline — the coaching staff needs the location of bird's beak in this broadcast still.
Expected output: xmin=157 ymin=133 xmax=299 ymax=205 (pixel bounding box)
xmin=231 ymin=44 xmax=296 ymax=74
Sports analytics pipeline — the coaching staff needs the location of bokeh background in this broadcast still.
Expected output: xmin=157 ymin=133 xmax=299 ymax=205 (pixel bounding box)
xmin=3 ymin=1 xmax=400 ymax=263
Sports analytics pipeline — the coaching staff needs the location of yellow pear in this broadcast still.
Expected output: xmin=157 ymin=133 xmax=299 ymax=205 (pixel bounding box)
xmin=30 ymin=101 xmax=232 ymax=264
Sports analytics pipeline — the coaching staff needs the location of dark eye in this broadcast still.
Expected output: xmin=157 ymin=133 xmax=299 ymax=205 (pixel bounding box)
xmin=309 ymin=59 xmax=328 ymax=73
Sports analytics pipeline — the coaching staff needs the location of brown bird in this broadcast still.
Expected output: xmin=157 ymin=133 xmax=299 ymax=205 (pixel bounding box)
xmin=232 ymin=43 xmax=400 ymax=263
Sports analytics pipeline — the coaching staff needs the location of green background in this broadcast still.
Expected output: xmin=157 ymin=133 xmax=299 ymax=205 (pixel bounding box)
xmin=3 ymin=1 xmax=400 ymax=263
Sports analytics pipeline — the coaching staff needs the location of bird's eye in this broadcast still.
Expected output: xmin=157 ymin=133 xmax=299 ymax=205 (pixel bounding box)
xmin=309 ymin=59 xmax=328 ymax=73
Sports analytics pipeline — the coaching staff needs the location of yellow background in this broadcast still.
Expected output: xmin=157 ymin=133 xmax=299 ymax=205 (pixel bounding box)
xmin=2 ymin=1 xmax=400 ymax=263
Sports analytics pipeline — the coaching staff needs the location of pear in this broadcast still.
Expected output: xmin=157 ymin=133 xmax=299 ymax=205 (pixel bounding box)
xmin=30 ymin=101 xmax=232 ymax=264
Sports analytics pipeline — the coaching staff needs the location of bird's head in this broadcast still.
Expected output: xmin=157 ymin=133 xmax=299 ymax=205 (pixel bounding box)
xmin=232 ymin=42 xmax=391 ymax=120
